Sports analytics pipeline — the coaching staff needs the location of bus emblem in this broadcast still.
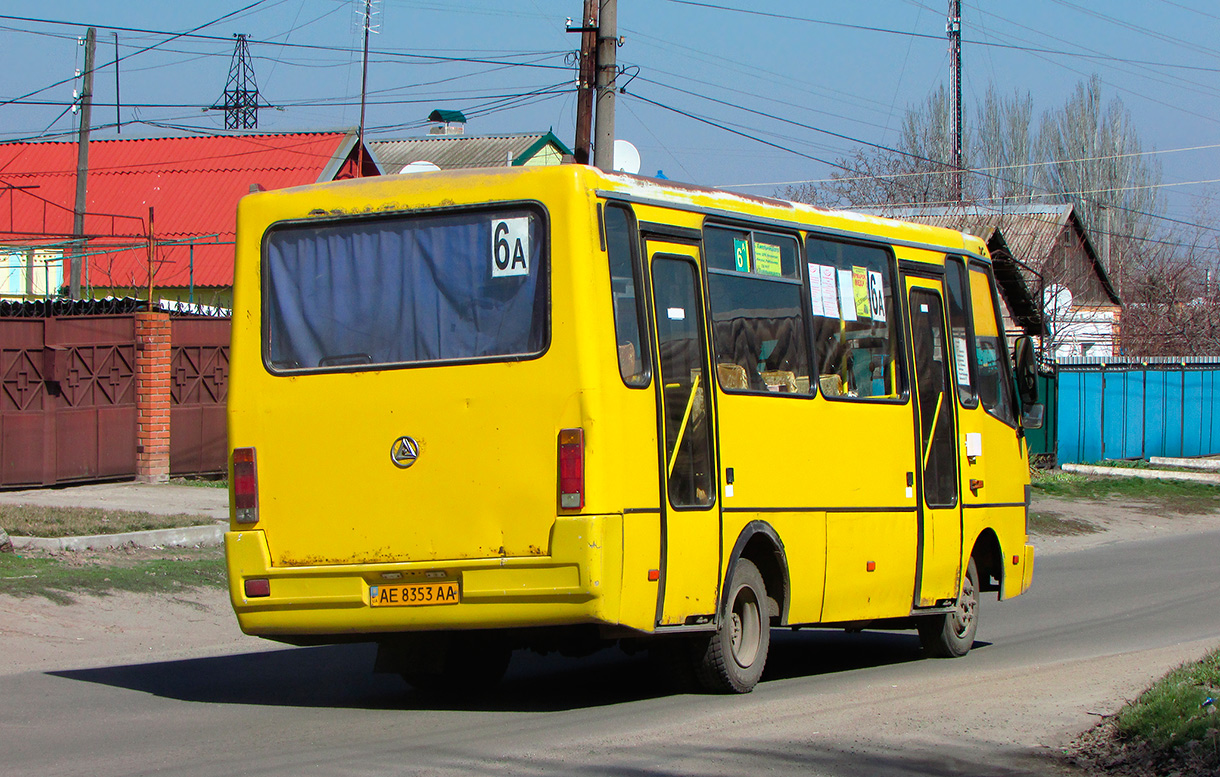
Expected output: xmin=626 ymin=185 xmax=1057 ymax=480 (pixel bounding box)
xmin=390 ymin=436 xmax=420 ymax=468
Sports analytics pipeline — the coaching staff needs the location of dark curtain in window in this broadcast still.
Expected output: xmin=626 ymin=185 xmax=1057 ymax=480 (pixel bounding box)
xmin=265 ymin=211 xmax=546 ymax=370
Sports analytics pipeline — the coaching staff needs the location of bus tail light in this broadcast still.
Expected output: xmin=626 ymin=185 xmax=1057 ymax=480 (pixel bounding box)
xmin=558 ymin=428 xmax=584 ymax=509
xmin=232 ymin=447 xmax=259 ymax=524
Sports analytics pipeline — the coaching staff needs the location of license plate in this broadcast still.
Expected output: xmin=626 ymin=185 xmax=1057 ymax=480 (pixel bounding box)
xmin=369 ymin=581 xmax=459 ymax=608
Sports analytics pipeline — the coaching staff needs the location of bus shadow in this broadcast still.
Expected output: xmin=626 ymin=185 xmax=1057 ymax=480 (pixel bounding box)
xmin=49 ymin=631 xmax=989 ymax=712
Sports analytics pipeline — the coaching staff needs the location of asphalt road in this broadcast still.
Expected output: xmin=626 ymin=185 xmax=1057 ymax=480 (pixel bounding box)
xmin=4 ymin=529 xmax=1220 ymax=777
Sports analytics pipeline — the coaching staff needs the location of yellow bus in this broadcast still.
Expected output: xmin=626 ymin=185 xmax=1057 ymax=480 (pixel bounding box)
xmin=226 ymin=164 xmax=1040 ymax=693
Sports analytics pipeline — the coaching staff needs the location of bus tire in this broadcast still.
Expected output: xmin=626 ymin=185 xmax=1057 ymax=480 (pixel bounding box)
xmin=694 ymin=558 xmax=770 ymax=693
xmin=918 ymin=557 xmax=979 ymax=658
xmin=397 ymin=633 xmax=511 ymax=694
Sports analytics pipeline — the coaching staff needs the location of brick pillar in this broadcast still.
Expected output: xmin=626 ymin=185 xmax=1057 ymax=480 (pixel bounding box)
xmin=135 ymin=312 xmax=172 ymax=483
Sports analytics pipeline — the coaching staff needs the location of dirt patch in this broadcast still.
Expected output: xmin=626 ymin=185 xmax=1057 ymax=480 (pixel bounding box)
xmin=0 ymin=587 xmax=274 ymax=676
xmin=1030 ymin=495 xmax=1220 ymax=555
xmin=1066 ymin=715 xmax=1220 ymax=776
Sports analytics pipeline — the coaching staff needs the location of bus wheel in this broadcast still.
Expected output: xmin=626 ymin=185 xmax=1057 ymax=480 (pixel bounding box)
xmin=395 ymin=633 xmax=512 ymax=694
xmin=918 ymin=557 xmax=979 ymax=658
xmin=695 ymin=558 xmax=770 ymax=693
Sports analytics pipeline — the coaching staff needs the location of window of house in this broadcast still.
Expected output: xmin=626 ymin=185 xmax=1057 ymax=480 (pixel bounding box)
xmin=704 ymin=226 xmax=810 ymax=395
xmin=807 ymin=236 xmax=904 ymax=400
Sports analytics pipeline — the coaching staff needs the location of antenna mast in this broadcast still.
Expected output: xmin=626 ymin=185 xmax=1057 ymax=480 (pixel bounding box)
xmin=948 ymin=0 xmax=963 ymax=201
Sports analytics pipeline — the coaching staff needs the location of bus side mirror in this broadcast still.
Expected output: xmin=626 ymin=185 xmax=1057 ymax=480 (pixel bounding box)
xmin=1013 ymin=336 xmax=1039 ymax=407
xmin=1021 ymin=403 xmax=1044 ymax=430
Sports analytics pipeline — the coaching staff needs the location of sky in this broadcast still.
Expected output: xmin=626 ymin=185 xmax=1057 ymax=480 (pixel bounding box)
xmin=1 ymin=1 xmax=1217 ymax=237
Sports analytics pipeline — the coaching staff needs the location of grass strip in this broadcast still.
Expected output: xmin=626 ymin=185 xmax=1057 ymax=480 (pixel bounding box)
xmin=0 ymin=547 xmax=226 ymax=605
xmin=1032 ymin=469 xmax=1220 ymax=514
xmin=1109 ymin=648 xmax=1220 ymax=773
xmin=0 ymin=504 xmax=215 ymax=538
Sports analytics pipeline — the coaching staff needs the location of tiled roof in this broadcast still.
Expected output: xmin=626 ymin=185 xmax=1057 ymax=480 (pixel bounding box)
xmin=371 ymin=131 xmax=571 ymax=172
xmin=0 ymin=132 xmax=371 ymax=288
xmin=871 ymin=202 xmax=1120 ymax=306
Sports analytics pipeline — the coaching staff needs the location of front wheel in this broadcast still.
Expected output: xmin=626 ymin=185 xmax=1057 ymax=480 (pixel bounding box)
xmin=694 ymin=558 xmax=770 ymax=693
xmin=918 ymin=557 xmax=979 ymax=658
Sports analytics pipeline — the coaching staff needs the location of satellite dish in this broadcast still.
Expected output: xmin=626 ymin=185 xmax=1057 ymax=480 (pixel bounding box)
xmin=399 ymin=161 xmax=441 ymax=174
xmin=612 ymin=140 xmax=641 ymax=175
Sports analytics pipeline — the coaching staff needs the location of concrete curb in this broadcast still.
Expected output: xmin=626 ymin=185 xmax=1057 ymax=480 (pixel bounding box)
xmin=1062 ymin=462 xmax=1220 ymax=485
xmin=10 ymin=524 xmax=225 ymax=551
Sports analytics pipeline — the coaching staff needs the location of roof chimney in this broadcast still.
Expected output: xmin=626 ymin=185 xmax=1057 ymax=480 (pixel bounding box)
xmin=428 ymin=109 xmax=466 ymax=136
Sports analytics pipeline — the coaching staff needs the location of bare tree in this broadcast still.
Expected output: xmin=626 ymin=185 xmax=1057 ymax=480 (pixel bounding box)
xmin=789 ymin=77 xmax=1161 ymax=271
xmin=1036 ymin=75 xmax=1161 ymax=296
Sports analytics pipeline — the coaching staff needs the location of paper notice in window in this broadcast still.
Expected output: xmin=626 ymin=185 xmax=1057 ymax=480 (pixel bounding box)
xmin=837 ymin=269 xmax=857 ymax=322
xmin=954 ymin=336 xmax=971 ymax=386
xmin=821 ymin=265 xmax=839 ymax=319
xmin=755 ymin=242 xmax=782 ymax=277
xmin=852 ymin=266 xmax=871 ymax=319
xmin=807 ymin=263 xmax=825 ymax=317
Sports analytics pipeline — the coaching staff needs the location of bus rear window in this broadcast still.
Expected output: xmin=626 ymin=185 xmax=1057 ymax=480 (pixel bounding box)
xmin=263 ymin=208 xmax=548 ymax=372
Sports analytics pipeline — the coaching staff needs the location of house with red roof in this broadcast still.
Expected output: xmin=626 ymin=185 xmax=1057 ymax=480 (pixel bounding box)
xmin=0 ymin=131 xmax=379 ymax=308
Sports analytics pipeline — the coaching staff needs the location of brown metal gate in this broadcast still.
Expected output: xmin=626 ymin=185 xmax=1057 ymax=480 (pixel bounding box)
xmin=0 ymin=312 xmax=229 ymax=487
xmin=0 ymin=315 xmax=137 ymax=486
xmin=170 ymin=318 xmax=229 ymax=476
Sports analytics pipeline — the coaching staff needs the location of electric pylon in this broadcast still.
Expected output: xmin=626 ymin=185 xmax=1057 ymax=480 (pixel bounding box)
xmin=213 ymin=34 xmax=260 ymax=130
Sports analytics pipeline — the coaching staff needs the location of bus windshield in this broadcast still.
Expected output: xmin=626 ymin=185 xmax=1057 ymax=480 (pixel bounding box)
xmin=263 ymin=207 xmax=548 ymax=372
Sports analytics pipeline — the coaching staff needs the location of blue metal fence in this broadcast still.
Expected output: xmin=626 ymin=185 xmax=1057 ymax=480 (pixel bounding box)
xmin=1055 ymin=357 xmax=1220 ymax=464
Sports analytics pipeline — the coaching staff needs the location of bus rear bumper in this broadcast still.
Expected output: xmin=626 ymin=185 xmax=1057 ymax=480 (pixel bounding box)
xmin=225 ymin=515 xmax=623 ymax=638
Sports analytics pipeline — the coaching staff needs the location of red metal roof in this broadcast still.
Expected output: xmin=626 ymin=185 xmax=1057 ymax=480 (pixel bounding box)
xmin=0 ymin=132 xmax=375 ymax=289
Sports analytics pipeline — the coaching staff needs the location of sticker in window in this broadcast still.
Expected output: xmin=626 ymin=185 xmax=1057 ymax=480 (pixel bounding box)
xmin=837 ymin=269 xmax=857 ymax=322
xmin=954 ymin=337 xmax=971 ymax=386
xmin=867 ymin=270 xmax=886 ymax=323
xmin=491 ymin=216 xmax=531 ymax=277
xmin=852 ymin=266 xmax=871 ymax=319
xmin=667 ymin=307 xmax=686 ymax=321
xmin=755 ymin=242 xmax=782 ymax=277
xmin=733 ymin=238 xmax=750 ymax=272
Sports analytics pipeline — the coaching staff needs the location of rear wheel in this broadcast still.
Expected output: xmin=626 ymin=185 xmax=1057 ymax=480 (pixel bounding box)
xmin=694 ymin=558 xmax=770 ymax=693
xmin=918 ymin=557 xmax=979 ymax=658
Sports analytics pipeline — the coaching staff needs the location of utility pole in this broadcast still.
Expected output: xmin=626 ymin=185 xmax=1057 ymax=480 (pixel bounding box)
xmin=113 ymin=31 xmax=122 ymax=134
xmin=357 ymin=0 xmax=375 ymax=178
xmin=571 ymin=0 xmax=598 ymax=164
xmin=592 ymin=0 xmax=617 ymax=172
xmin=70 ymin=26 xmax=96 ymax=299
xmin=948 ymin=0 xmax=963 ymax=202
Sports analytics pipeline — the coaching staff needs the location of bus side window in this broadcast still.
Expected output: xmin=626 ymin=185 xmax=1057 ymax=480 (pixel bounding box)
xmin=806 ymin=236 xmax=904 ymax=400
xmin=704 ymin=226 xmax=810 ymax=395
xmin=944 ymin=256 xmax=978 ymax=408
xmin=968 ymin=265 xmax=1017 ymax=426
xmin=604 ymin=204 xmax=650 ymax=387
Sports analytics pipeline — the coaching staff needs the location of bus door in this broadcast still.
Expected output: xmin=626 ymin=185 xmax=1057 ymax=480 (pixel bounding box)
xmin=645 ymin=240 xmax=721 ymax=626
xmin=905 ymin=279 xmax=963 ymax=607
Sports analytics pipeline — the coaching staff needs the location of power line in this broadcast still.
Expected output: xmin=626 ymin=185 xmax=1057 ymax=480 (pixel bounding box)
xmin=0 ymin=2 xmax=272 ymax=109
xmin=620 ymin=85 xmax=1220 ymax=241
xmin=654 ymin=0 xmax=1220 ymax=73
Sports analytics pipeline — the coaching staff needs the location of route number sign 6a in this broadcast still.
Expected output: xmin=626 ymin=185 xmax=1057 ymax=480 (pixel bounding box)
xmin=491 ymin=217 xmax=530 ymax=277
